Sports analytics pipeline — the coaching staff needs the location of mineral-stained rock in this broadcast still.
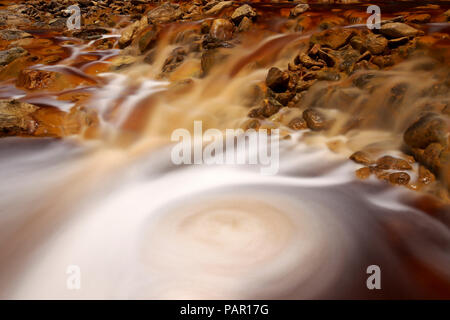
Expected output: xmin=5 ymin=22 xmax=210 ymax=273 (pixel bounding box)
xmin=302 ymin=108 xmax=330 ymax=131
xmin=355 ymin=167 xmax=371 ymax=179
xmin=119 ymin=21 xmax=140 ymax=49
xmin=350 ymin=151 xmax=373 ymax=165
xmin=365 ymin=34 xmax=388 ymax=55
xmin=147 ymin=3 xmax=183 ymax=24
xmin=231 ymin=4 xmax=257 ymax=24
xmin=0 ymin=99 xmax=38 ymax=136
xmin=210 ymin=19 xmax=234 ymax=41
xmin=290 ymin=4 xmax=309 ymax=17
xmin=405 ymin=14 xmax=431 ymax=24
xmin=418 ymin=165 xmax=435 ymax=185
xmin=404 ymin=113 xmax=447 ymax=149
xmin=376 ymin=155 xmax=412 ymax=170
xmin=16 ymin=69 xmax=56 ymax=90
xmin=0 ymin=29 xmax=33 ymax=41
xmin=238 ymin=16 xmax=252 ymax=32
xmin=205 ymin=1 xmax=233 ymax=15
xmin=266 ymin=67 xmax=290 ymax=93
xmin=162 ymin=47 xmax=187 ymax=73
xmin=261 ymin=98 xmax=282 ymax=117
xmin=0 ymin=47 xmax=28 ymax=66
xmin=389 ymin=172 xmax=411 ymax=185
xmin=422 ymin=142 xmax=445 ymax=171
xmin=72 ymin=27 xmax=109 ymax=40
xmin=310 ymin=29 xmax=354 ymax=50
xmin=380 ymin=22 xmax=421 ymax=38
xmin=288 ymin=117 xmax=308 ymax=130
xmin=296 ymin=53 xmax=323 ymax=68
xmin=138 ymin=26 xmax=159 ymax=53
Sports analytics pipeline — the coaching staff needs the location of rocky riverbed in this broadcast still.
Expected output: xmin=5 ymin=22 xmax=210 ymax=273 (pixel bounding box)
xmin=0 ymin=0 xmax=449 ymax=205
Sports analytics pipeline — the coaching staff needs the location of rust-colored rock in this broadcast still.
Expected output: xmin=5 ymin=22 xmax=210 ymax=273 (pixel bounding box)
xmin=302 ymin=108 xmax=330 ymax=131
xmin=404 ymin=113 xmax=447 ymax=149
xmin=288 ymin=117 xmax=307 ymax=130
xmin=376 ymin=155 xmax=412 ymax=170
xmin=310 ymin=29 xmax=354 ymax=50
xmin=0 ymin=99 xmax=38 ymax=136
xmin=210 ymin=19 xmax=234 ymax=41
xmin=266 ymin=67 xmax=290 ymax=93
xmin=389 ymin=172 xmax=411 ymax=185
xmin=350 ymin=151 xmax=373 ymax=165
xmin=16 ymin=69 xmax=56 ymax=90
xmin=380 ymin=22 xmax=421 ymax=38
xmin=231 ymin=4 xmax=257 ymax=24
xmin=355 ymin=167 xmax=371 ymax=180
xmin=365 ymin=34 xmax=388 ymax=55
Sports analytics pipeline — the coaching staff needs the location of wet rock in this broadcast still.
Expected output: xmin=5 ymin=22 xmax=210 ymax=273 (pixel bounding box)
xmin=72 ymin=27 xmax=109 ymax=40
xmin=231 ymin=4 xmax=257 ymax=24
xmin=147 ymin=3 xmax=183 ymax=24
xmin=290 ymin=4 xmax=309 ymax=17
xmin=261 ymin=98 xmax=282 ymax=117
xmin=388 ymin=36 xmax=409 ymax=48
xmin=371 ymin=55 xmax=394 ymax=69
xmin=138 ymin=26 xmax=159 ymax=53
xmin=16 ymin=69 xmax=56 ymax=90
xmin=380 ymin=22 xmax=421 ymax=38
xmin=210 ymin=19 xmax=234 ymax=41
xmin=418 ymin=165 xmax=435 ymax=185
xmin=205 ymin=1 xmax=233 ymax=15
xmin=119 ymin=21 xmax=140 ymax=49
xmin=376 ymin=155 xmax=412 ymax=170
xmin=405 ymin=14 xmax=431 ymax=24
xmin=355 ymin=167 xmax=371 ymax=180
xmin=238 ymin=16 xmax=252 ymax=32
xmin=266 ymin=67 xmax=290 ymax=93
xmin=296 ymin=53 xmax=323 ymax=68
xmin=162 ymin=47 xmax=187 ymax=73
xmin=110 ymin=55 xmax=138 ymax=70
xmin=0 ymin=47 xmax=28 ymax=66
xmin=404 ymin=113 xmax=447 ymax=149
xmin=0 ymin=99 xmax=38 ymax=136
xmin=422 ymin=143 xmax=445 ymax=171
xmin=288 ymin=117 xmax=307 ymax=130
xmin=0 ymin=29 xmax=33 ymax=41
xmin=350 ymin=36 xmax=364 ymax=51
xmin=350 ymin=151 xmax=373 ymax=165
xmin=389 ymin=172 xmax=411 ymax=185
xmin=201 ymin=49 xmax=229 ymax=75
xmin=310 ymin=29 xmax=354 ymax=50
xmin=445 ymin=9 xmax=450 ymax=21
xmin=302 ymin=108 xmax=330 ymax=131
xmin=365 ymin=34 xmax=388 ymax=55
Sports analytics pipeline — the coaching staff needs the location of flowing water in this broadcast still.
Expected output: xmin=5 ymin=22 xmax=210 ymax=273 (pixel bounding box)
xmin=0 ymin=2 xmax=450 ymax=299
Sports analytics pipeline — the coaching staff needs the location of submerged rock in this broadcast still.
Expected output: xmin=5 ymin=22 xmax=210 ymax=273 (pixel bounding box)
xmin=0 ymin=29 xmax=33 ymax=41
xmin=0 ymin=99 xmax=38 ymax=136
xmin=0 ymin=47 xmax=28 ymax=66
xmin=16 ymin=69 xmax=56 ymax=90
